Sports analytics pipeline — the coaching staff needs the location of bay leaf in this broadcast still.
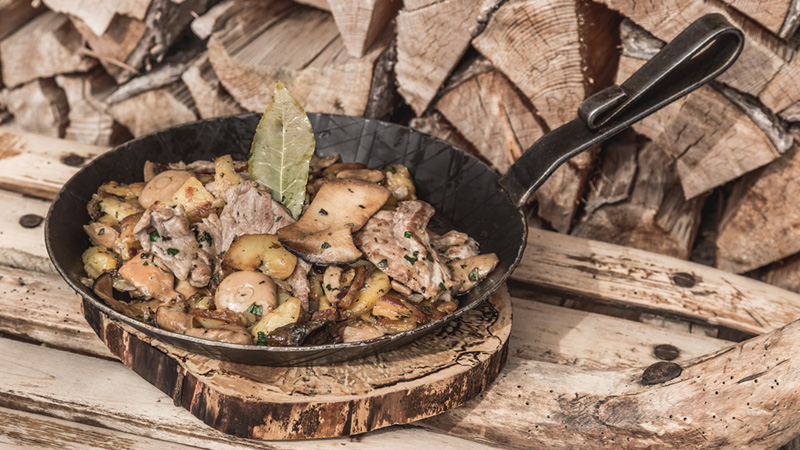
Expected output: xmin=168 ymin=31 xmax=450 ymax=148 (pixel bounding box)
xmin=248 ymin=81 xmax=315 ymax=219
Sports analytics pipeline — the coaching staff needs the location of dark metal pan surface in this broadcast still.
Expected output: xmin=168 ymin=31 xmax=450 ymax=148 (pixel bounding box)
xmin=45 ymin=14 xmax=743 ymax=365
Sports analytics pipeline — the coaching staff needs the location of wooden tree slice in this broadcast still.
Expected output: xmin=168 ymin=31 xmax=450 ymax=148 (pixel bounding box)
xmin=81 ymin=287 xmax=512 ymax=439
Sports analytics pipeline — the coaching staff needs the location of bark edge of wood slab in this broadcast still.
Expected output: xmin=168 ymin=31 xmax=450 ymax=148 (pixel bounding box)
xmin=79 ymin=286 xmax=511 ymax=439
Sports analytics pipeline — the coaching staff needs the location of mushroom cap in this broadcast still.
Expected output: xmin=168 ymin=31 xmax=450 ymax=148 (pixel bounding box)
xmin=214 ymin=270 xmax=277 ymax=313
xmin=277 ymin=179 xmax=390 ymax=265
xmin=139 ymin=170 xmax=194 ymax=208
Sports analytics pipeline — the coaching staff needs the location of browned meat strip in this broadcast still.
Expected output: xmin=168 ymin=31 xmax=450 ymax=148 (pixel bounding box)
xmin=354 ymin=200 xmax=452 ymax=298
xmin=134 ymin=205 xmax=214 ymax=287
xmin=431 ymin=230 xmax=479 ymax=261
xmin=219 ymin=181 xmax=294 ymax=252
xmin=194 ymin=213 xmax=224 ymax=257
xmin=287 ymin=259 xmax=311 ymax=310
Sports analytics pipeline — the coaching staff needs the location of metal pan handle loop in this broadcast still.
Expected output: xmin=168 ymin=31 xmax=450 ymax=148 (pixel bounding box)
xmin=499 ymin=13 xmax=744 ymax=208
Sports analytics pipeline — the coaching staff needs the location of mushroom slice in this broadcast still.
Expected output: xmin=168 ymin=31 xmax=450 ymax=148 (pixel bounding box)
xmin=185 ymin=324 xmax=253 ymax=344
xmin=277 ymin=179 xmax=391 ymax=265
xmin=155 ymin=305 xmax=193 ymax=333
xmin=449 ymin=253 xmax=500 ymax=293
xmin=118 ymin=253 xmax=181 ymax=303
xmin=139 ymin=170 xmax=193 ymax=208
xmin=214 ymin=270 xmax=278 ymax=314
xmin=221 ymin=234 xmax=297 ymax=280
xmin=93 ymin=273 xmax=162 ymax=321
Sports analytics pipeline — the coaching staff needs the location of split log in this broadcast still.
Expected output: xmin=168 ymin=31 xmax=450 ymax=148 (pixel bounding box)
xmin=41 ymin=0 xmax=151 ymax=36
xmin=0 ymin=0 xmax=43 ymax=42
xmin=205 ymin=0 xmax=391 ymax=115
xmin=716 ymin=143 xmax=800 ymax=273
xmin=471 ymin=0 xmax=620 ymax=232
xmin=2 ymin=79 xmax=69 ymax=138
xmin=597 ymin=0 xmax=800 ymax=117
xmin=72 ymin=0 xmax=210 ymax=83
xmin=107 ymin=81 xmax=198 ymax=137
xmin=328 ymin=0 xmax=401 ymax=57
xmin=293 ymin=0 xmax=330 ymax=10
xmin=719 ymin=0 xmax=794 ymax=36
xmin=620 ymin=20 xmax=791 ymax=199
xmin=571 ymin=133 xmax=705 ymax=260
xmin=435 ymin=67 xmax=546 ymax=173
xmin=395 ymin=0 xmax=502 ymax=116
xmin=408 ymin=112 xmax=481 ymax=158
xmin=55 ymin=71 xmax=130 ymax=146
xmin=0 ymin=11 xmax=96 ymax=89
xmin=181 ymin=54 xmax=245 ymax=119
xmin=761 ymin=254 xmax=800 ymax=295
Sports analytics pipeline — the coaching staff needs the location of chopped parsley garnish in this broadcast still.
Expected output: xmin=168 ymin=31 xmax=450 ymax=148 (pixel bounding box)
xmin=199 ymin=231 xmax=213 ymax=244
xmin=275 ymin=216 xmax=283 ymax=222
xmin=386 ymin=165 xmax=397 ymax=174
xmin=325 ymin=284 xmax=333 ymax=291
xmin=468 ymin=267 xmax=479 ymax=282
xmin=319 ymin=208 xmax=328 ymax=216
xmin=195 ymin=296 xmax=206 ymax=303
xmin=321 ymin=242 xmax=331 ymax=249
xmin=438 ymin=282 xmax=446 ymax=290
xmin=247 ymin=303 xmax=263 ymax=316
xmin=377 ymin=259 xmax=388 ymax=268
xmin=426 ymin=251 xmax=434 ymax=262
xmin=404 ymin=254 xmax=417 ymax=265
xmin=213 ymin=273 xmax=220 ymax=280
xmin=256 ymin=331 xmax=268 ymax=346
xmin=142 ymin=261 xmax=149 ymax=266
xmin=404 ymin=231 xmax=413 ymax=238
xmin=461 ymin=264 xmax=467 ymax=269
xmin=166 ymin=248 xmax=180 ymax=256
xmin=98 ymin=228 xmax=105 ymax=236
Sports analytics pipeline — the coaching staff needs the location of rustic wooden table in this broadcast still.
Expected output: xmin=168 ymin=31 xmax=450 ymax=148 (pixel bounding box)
xmin=2 ymin=128 xmax=800 ymax=449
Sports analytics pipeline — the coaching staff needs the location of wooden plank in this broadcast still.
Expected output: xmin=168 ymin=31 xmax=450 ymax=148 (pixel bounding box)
xmin=0 ymin=338 xmax=502 ymax=450
xmin=0 ymin=406 xmax=201 ymax=450
xmin=0 ymin=128 xmax=108 ymax=199
xmin=512 ymin=228 xmax=800 ymax=336
xmin=328 ymin=0 xmax=401 ymax=57
xmin=512 ymin=299 xmax=726 ymax=368
xmin=3 ymin=78 xmax=69 ymax=138
xmin=41 ymin=0 xmax=151 ymax=36
xmin=0 ymin=190 xmax=54 ymax=274
xmin=0 ymin=265 xmax=112 ymax=358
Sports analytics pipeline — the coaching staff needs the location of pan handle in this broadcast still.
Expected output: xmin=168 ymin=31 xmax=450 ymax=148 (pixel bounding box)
xmin=498 ymin=13 xmax=744 ymax=208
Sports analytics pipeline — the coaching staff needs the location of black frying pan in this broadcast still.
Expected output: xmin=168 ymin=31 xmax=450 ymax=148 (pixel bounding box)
xmin=45 ymin=14 xmax=743 ymax=365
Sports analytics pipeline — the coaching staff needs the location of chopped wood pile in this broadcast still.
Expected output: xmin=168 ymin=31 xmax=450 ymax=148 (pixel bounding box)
xmin=2 ymin=0 xmax=800 ymax=292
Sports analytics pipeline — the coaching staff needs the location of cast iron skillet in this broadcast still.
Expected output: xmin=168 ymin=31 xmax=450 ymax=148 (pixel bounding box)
xmin=46 ymin=14 xmax=743 ymax=365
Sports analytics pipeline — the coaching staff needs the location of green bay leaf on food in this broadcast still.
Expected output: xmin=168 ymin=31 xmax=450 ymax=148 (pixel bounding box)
xmin=248 ymin=81 xmax=315 ymax=219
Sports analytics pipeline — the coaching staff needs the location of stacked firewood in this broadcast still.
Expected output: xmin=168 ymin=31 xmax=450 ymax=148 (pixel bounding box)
xmin=2 ymin=0 xmax=800 ymax=293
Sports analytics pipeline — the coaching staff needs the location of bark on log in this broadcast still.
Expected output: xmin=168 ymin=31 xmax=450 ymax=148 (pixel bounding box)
xmin=471 ymin=0 xmax=619 ymax=232
xmin=395 ymin=0 xmax=501 ymax=116
xmin=107 ymin=81 xmax=198 ymax=137
xmin=205 ymin=0 xmax=390 ymax=115
xmin=41 ymin=0 xmax=151 ymax=36
xmin=2 ymin=79 xmax=69 ymax=138
xmin=571 ymin=133 xmax=705 ymax=260
xmin=181 ymin=54 xmax=245 ymax=119
xmin=0 ymin=11 xmax=96 ymax=89
xmin=435 ymin=67 xmax=545 ymax=173
xmin=328 ymin=0 xmax=401 ymax=57
xmin=72 ymin=0 xmax=210 ymax=83
xmin=55 ymin=70 xmax=130 ymax=146
xmin=620 ymin=21 xmax=790 ymax=200
xmin=716 ymin=143 xmax=800 ymax=273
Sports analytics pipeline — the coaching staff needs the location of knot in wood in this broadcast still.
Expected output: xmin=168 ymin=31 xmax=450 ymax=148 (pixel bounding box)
xmin=60 ymin=153 xmax=86 ymax=167
xmin=19 ymin=214 xmax=43 ymax=228
xmin=654 ymin=344 xmax=680 ymax=361
xmin=671 ymin=272 xmax=697 ymax=288
xmin=641 ymin=361 xmax=682 ymax=385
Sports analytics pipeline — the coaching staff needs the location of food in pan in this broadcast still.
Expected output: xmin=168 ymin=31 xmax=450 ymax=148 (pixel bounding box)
xmin=80 ymin=83 xmax=499 ymax=346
